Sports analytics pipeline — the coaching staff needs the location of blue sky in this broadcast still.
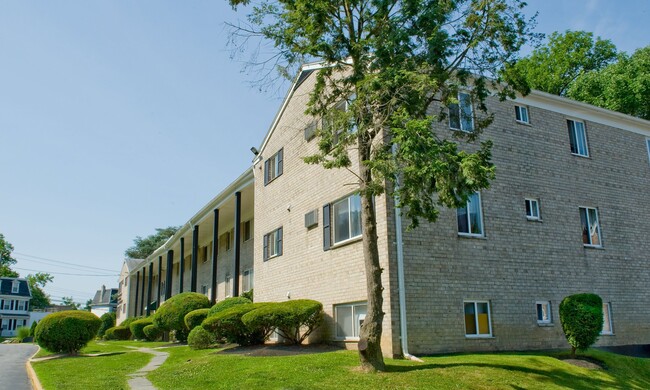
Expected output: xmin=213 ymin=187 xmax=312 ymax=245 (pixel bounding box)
xmin=0 ymin=0 xmax=648 ymax=305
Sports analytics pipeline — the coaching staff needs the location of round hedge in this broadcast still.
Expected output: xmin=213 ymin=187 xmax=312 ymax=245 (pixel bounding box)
xmin=130 ymin=318 xmax=153 ymax=340
xmin=208 ymin=297 xmax=251 ymax=317
xmin=188 ymin=326 xmax=215 ymax=350
xmin=35 ymin=311 xmax=101 ymax=354
xmin=104 ymin=326 xmax=131 ymax=340
xmin=97 ymin=312 xmax=116 ymax=338
xmin=153 ymin=292 xmax=211 ymax=336
xmin=185 ymin=308 xmax=210 ymax=331
xmin=242 ymin=299 xmax=323 ymax=344
xmin=143 ymin=324 xmax=163 ymax=341
xmin=559 ymin=293 xmax=604 ymax=356
xmin=202 ymin=303 xmax=268 ymax=346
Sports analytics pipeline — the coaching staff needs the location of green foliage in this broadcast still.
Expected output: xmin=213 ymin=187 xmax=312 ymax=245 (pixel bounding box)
xmin=97 ymin=312 xmax=116 ymax=338
xmin=242 ymin=300 xmax=323 ymax=345
xmin=208 ymin=296 xmax=251 ymax=317
xmin=30 ymin=321 xmax=38 ymax=337
xmin=188 ymin=326 xmax=216 ymax=350
xmin=241 ymin=289 xmax=253 ymax=302
xmin=130 ymin=318 xmax=154 ymax=340
xmin=34 ymin=310 xmax=101 ymax=354
xmin=568 ymin=46 xmax=650 ymax=120
xmin=16 ymin=326 xmax=31 ymax=342
xmin=0 ymin=233 xmax=18 ymax=277
xmin=104 ymin=326 xmax=131 ymax=341
xmin=143 ymin=324 xmax=163 ymax=341
xmin=124 ymin=226 xmax=180 ymax=259
xmin=559 ymin=293 xmax=604 ymax=356
xmin=61 ymin=296 xmax=80 ymax=310
xmin=27 ymin=272 xmax=53 ymax=310
xmin=121 ymin=316 xmax=143 ymax=329
xmin=184 ymin=308 xmax=210 ymax=331
xmin=202 ymin=303 xmax=268 ymax=346
xmin=153 ymin=292 xmax=211 ymax=337
xmin=508 ymin=30 xmax=617 ymax=96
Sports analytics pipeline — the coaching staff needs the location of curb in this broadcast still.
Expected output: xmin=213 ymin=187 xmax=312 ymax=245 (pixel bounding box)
xmin=26 ymin=346 xmax=44 ymax=390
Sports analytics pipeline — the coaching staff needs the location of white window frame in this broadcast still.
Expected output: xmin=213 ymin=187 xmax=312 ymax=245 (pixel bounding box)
xmin=525 ymin=198 xmax=541 ymax=221
xmin=579 ymin=206 xmax=602 ymax=247
xmin=264 ymin=148 xmax=283 ymax=185
xmin=601 ymin=302 xmax=613 ymax=335
xmin=515 ymin=105 xmax=530 ymax=124
xmin=17 ymin=301 xmax=24 ymax=311
xmin=334 ymin=301 xmax=367 ymax=340
xmin=457 ymin=192 xmax=484 ymax=237
xmin=11 ymin=281 xmax=19 ymax=293
xmin=332 ymin=194 xmax=363 ymax=245
xmin=242 ymin=269 xmax=254 ymax=292
xmin=567 ymin=119 xmax=589 ymax=157
xmin=464 ymin=300 xmax=492 ymax=338
xmin=449 ymin=92 xmax=474 ymax=132
xmin=536 ymin=301 xmax=552 ymax=324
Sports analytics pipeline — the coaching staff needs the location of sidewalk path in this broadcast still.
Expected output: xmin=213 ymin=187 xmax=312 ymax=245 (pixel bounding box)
xmin=0 ymin=343 xmax=38 ymax=390
xmin=127 ymin=347 xmax=169 ymax=390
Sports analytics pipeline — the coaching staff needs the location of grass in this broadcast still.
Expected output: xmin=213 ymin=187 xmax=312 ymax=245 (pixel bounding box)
xmin=33 ymin=339 xmax=170 ymax=358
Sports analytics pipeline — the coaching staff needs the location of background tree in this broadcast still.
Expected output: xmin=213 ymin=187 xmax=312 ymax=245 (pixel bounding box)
xmin=568 ymin=46 xmax=650 ymax=120
xmin=84 ymin=299 xmax=93 ymax=311
xmin=0 ymin=233 xmax=19 ymax=277
xmin=27 ymin=272 xmax=53 ymax=310
xmin=124 ymin=226 xmax=180 ymax=259
xmin=61 ymin=296 xmax=80 ymax=310
xmin=508 ymin=30 xmax=617 ymax=96
xmin=226 ymin=0 xmax=537 ymax=371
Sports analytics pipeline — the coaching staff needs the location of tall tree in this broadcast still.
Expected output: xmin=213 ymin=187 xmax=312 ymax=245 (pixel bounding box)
xmin=568 ymin=46 xmax=650 ymax=120
xmin=124 ymin=226 xmax=181 ymax=259
xmin=27 ymin=272 xmax=53 ymax=310
xmin=0 ymin=233 xmax=19 ymax=277
xmin=226 ymin=0 xmax=537 ymax=371
xmin=508 ymin=30 xmax=617 ymax=96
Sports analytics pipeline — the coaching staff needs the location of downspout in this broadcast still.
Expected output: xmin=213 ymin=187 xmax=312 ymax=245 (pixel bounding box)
xmin=393 ymin=144 xmax=424 ymax=363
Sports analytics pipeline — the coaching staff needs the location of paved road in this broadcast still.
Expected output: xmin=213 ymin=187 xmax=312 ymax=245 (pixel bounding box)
xmin=0 ymin=343 xmax=38 ymax=390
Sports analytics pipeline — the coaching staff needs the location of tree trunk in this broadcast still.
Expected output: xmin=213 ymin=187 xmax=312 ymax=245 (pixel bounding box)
xmin=357 ymin=136 xmax=386 ymax=372
xmin=571 ymin=346 xmax=576 ymax=358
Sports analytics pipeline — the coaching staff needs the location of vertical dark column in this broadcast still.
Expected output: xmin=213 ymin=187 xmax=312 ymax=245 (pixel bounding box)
xmin=165 ymin=250 xmax=173 ymax=300
xmin=233 ymin=191 xmax=242 ymax=297
xmin=134 ymin=271 xmax=140 ymax=317
xmin=146 ymin=262 xmax=153 ymax=316
xmin=157 ymin=256 xmax=162 ymax=309
xmin=179 ymin=237 xmax=185 ymax=293
xmin=191 ymin=225 xmax=199 ymax=292
xmin=140 ymin=267 xmax=146 ymax=316
xmin=211 ymin=208 xmax=220 ymax=304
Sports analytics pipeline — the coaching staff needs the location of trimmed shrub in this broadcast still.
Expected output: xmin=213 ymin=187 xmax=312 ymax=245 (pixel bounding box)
xmin=242 ymin=299 xmax=323 ymax=344
xmin=185 ymin=308 xmax=210 ymax=331
xmin=130 ymin=318 xmax=154 ymax=340
xmin=202 ymin=303 xmax=268 ymax=346
xmin=30 ymin=321 xmax=38 ymax=337
xmin=34 ymin=311 xmax=101 ymax=354
xmin=104 ymin=326 xmax=131 ymax=341
xmin=208 ymin=297 xmax=252 ymax=317
xmin=16 ymin=326 xmax=31 ymax=342
xmin=559 ymin=293 xmax=604 ymax=357
xmin=241 ymin=289 xmax=254 ymax=302
xmin=121 ymin=316 xmax=143 ymax=329
xmin=153 ymin=292 xmax=210 ymax=342
xmin=98 ymin=312 xmax=116 ymax=338
xmin=143 ymin=324 xmax=163 ymax=341
xmin=188 ymin=326 xmax=216 ymax=350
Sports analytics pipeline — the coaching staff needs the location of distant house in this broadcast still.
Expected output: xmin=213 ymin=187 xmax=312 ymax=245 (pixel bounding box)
xmin=89 ymin=285 xmax=118 ymax=317
xmin=116 ymin=258 xmax=145 ymax=325
xmin=0 ymin=277 xmax=31 ymax=337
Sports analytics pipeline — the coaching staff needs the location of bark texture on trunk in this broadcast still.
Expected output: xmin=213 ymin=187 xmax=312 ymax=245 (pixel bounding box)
xmin=357 ymin=137 xmax=386 ymax=372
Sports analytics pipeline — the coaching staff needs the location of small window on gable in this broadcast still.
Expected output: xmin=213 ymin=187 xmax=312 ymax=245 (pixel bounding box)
xmin=263 ymin=227 xmax=283 ymax=261
xmin=579 ymin=207 xmax=602 ymax=247
xmin=601 ymin=302 xmax=613 ymax=335
xmin=568 ymin=119 xmax=589 ymax=157
xmin=457 ymin=192 xmax=484 ymax=237
xmin=515 ymin=105 xmax=530 ymax=124
xmin=525 ymin=198 xmax=541 ymax=221
xmin=536 ymin=301 xmax=551 ymax=324
xmin=11 ymin=281 xmax=19 ymax=294
xmin=264 ymin=149 xmax=283 ymax=185
xmin=325 ymin=97 xmax=357 ymax=145
xmin=449 ymin=92 xmax=474 ymax=132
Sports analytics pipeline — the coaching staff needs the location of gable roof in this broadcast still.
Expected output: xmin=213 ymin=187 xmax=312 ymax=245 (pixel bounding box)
xmin=91 ymin=286 xmax=118 ymax=306
xmin=125 ymin=258 xmax=145 ymax=272
xmin=0 ymin=277 xmax=31 ymax=298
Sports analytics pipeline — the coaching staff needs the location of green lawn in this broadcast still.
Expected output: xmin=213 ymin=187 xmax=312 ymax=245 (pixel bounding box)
xmin=33 ymin=339 xmax=170 ymax=358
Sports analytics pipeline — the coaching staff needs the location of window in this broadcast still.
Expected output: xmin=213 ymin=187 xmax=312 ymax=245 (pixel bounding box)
xmin=449 ymin=92 xmax=473 ymax=132
xmin=568 ymin=119 xmax=589 ymax=157
xmin=263 ymin=227 xmax=283 ymax=260
xmin=3 ymin=300 xmax=9 ymax=310
xmin=12 ymin=281 xmax=19 ymax=293
xmin=242 ymin=220 xmax=252 ymax=242
xmin=464 ymin=301 xmax=492 ymax=337
xmin=242 ymin=269 xmax=254 ymax=292
xmin=224 ymin=274 xmax=231 ymax=298
xmin=536 ymin=301 xmax=552 ymax=324
xmin=201 ymin=285 xmax=208 ymax=295
xmin=457 ymin=192 xmax=484 ymax=237
xmin=579 ymin=207 xmax=602 ymax=247
xmin=17 ymin=301 xmax=24 ymax=311
xmin=264 ymin=148 xmax=283 ymax=185
xmin=525 ymin=198 xmax=541 ymax=221
xmin=200 ymin=246 xmax=208 ymax=263
xmin=601 ymin=302 xmax=613 ymax=335
xmin=222 ymin=232 xmax=232 ymax=252
xmin=646 ymin=139 xmax=650 ymax=166
xmin=332 ymin=194 xmax=362 ymax=244
xmin=324 ymin=97 xmax=356 ymax=144
xmin=515 ymin=105 xmax=530 ymax=124
xmin=335 ymin=302 xmax=367 ymax=339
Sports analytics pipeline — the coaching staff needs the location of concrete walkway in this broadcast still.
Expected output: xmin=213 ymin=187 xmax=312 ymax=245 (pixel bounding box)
xmin=0 ymin=343 xmax=39 ymax=390
xmin=126 ymin=347 xmax=169 ymax=390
